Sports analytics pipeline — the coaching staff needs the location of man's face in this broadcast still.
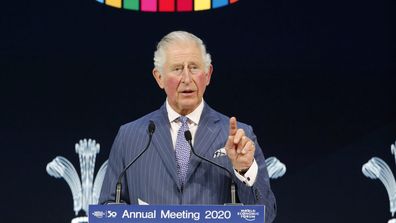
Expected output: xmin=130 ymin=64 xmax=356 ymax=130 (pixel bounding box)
xmin=153 ymin=41 xmax=212 ymax=115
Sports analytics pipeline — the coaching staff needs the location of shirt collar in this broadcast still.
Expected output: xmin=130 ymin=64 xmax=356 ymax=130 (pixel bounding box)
xmin=166 ymin=99 xmax=204 ymax=125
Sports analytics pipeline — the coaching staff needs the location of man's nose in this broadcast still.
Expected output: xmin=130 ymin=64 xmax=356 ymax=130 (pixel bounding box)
xmin=181 ymin=67 xmax=192 ymax=83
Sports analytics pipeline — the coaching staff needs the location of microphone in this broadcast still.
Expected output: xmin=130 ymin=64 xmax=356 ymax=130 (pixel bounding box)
xmin=184 ymin=130 xmax=238 ymax=205
xmin=114 ymin=120 xmax=156 ymax=204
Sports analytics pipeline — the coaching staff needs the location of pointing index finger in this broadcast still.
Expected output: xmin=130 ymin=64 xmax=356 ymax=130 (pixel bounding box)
xmin=229 ymin=117 xmax=237 ymax=136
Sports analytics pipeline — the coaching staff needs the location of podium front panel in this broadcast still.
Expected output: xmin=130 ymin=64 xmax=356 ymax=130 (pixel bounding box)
xmin=89 ymin=204 xmax=265 ymax=223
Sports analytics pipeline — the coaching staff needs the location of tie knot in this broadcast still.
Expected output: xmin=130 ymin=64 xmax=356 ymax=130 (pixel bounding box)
xmin=179 ymin=116 xmax=188 ymax=124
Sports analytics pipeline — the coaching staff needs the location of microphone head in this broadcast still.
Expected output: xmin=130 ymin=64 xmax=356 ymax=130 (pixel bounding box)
xmin=184 ymin=130 xmax=192 ymax=142
xmin=148 ymin=120 xmax=156 ymax=135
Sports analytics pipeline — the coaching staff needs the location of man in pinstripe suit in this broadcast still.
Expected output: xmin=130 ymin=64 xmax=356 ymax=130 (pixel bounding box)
xmin=99 ymin=31 xmax=276 ymax=223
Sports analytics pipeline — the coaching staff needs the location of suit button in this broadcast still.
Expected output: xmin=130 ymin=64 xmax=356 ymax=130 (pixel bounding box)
xmin=254 ymin=188 xmax=261 ymax=200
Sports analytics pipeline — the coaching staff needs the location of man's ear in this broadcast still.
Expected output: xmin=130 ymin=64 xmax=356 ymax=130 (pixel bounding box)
xmin=205 ymin=64 xmax=213 ymax=86
xmin=153 ymin=68 xmax=165 ymax=89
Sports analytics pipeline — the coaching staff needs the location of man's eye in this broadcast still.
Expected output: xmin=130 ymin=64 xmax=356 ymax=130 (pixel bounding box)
xmin=190 ymin=66 xmax=200 ymax=73
xmin=174 ymin=67 xmax=182 ymax=71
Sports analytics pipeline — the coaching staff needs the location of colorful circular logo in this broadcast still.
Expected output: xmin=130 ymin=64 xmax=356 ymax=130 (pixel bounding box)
xmin=96 ymin=0 xmax=239 ymax=12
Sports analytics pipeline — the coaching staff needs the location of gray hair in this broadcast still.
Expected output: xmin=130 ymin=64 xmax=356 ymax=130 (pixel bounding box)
xmin=153 ymin=31 xmax=212 ymax=73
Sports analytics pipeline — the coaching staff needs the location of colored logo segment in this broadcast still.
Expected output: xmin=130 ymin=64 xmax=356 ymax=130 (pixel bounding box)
xmin=96 ymin=0 xmax=239 ymax=12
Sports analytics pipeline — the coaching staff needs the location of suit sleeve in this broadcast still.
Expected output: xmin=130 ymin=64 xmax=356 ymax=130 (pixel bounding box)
xmin=98 ymin=126 xmax=130 ymax=204
xmin=234 ymin=125 xmax=277 ymax=223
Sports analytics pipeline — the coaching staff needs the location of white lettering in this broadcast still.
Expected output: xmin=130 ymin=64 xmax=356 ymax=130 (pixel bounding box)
xmin=122 ymin=210 xmax=129 ymax=218
xmin=161 ymin=210 xmax=200 ymax=221
xmin=122 ymin=210 xmax=156 ymax=219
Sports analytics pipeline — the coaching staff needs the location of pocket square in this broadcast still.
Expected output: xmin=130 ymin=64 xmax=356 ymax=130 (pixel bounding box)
xmin=138 ymin=198 xmax=149 ymax=205
xmin=213 ymin=147 xmax=227 ymax=158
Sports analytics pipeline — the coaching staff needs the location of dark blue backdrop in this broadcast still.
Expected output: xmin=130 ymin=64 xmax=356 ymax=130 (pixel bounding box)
xmin=1 ymin=0 xmax=395 ymax=222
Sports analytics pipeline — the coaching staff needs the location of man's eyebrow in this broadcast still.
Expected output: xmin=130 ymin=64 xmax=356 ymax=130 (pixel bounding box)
xmin=170 ymin=64 xmax=183 ymax=68
xmin=188 ymin=62 xmax=200 ymax=66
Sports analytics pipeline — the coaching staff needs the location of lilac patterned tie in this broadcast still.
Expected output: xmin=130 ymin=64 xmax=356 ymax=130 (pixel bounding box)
xmin=175 ymin=116 xmax=190 ymax=185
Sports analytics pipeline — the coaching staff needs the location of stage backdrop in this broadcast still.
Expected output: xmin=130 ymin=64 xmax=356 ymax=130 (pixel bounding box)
xmin=1 ymin=0 xmax=395 ymax=222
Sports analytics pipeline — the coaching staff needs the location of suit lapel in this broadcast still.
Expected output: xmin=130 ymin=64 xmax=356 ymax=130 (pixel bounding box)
xmin=186 ymin=103 xmax=221 ymax=183
xmin=151 ymin=105 xmax=181 ymax=188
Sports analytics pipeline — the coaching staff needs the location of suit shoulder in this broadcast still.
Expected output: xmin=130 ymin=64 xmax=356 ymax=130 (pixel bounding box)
xmin=119 ymin=110 xmax=160 ymax=133
xmin=207 ymin=105 xmax=252 ymax=130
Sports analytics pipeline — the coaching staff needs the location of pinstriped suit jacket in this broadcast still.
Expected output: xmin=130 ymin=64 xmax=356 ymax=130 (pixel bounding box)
xmin=99 ymin=102 xmax=276 ymax=223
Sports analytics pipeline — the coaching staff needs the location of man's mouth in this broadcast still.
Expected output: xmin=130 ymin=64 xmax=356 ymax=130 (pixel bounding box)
xmin=180 ymin=90 xmax=194 ymax=93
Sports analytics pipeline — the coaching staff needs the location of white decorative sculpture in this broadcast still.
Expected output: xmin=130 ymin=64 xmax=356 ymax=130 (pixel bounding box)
xmin=46 ymin=139 xmax=108 ymax=223
xmin=363 ymin=140 xmax=396 ymax=223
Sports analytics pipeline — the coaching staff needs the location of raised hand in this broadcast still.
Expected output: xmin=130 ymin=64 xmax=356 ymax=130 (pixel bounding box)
xmin=225 ymin=117 xmax=255 ymax=173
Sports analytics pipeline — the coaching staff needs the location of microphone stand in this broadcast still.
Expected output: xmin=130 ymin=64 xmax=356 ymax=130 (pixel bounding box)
xmin=114 ymin=121 xmax=155 ymax=204
xmin=184 ymin=131 xmax=239 ymax=205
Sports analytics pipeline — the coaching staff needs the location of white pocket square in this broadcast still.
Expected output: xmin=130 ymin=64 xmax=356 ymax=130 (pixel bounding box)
xmin=138 ymin=198 xmax=149 ymax=205
xmin=213 ymin=147 xmax=227 ymax=158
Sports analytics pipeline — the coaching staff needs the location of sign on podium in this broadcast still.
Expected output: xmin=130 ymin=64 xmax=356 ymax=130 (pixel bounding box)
xmin=89 ymin=204 xmax=265 ymax=223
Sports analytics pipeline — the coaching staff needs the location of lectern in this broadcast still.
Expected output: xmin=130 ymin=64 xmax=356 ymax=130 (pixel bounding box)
xmin=89 ymin=204 xmax=265 ymax=223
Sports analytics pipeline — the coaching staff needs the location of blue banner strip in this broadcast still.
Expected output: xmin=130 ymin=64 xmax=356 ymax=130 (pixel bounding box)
xmin=89 ymin=204 xmax=265 ymax=223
